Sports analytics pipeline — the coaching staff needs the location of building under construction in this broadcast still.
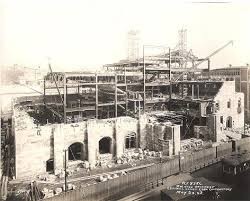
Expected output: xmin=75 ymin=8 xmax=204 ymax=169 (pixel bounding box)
xmin=5 ymin=32 xmax=244 ymax=181
xmin=0 ymin=30 xmax=247 ymax=197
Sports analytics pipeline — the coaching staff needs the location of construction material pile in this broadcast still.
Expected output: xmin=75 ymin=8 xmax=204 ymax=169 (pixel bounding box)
xmin=116 ymin=148 xmax=162 ymax=164
xmin=181 ymin=138 xmax=204 ymax=152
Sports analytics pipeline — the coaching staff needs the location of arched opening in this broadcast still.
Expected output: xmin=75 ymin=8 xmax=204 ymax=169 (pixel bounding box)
xmin=125 ymin=133 xmax=136 ymax=149
xmin=226 ymin=116 xmax=233 ymax=128
xmin=227 ymin=99 xmax=231 ymax=108
xmin=68 ymin=142 xmax=83 ymax=161
xmin=238 ymin=98 xmax=242 ymax=107
xmin=46 ymin=159 xmax=54 ymax=172
xmin=206 ymin=104 xmax=213 ymax=115
xmin=99 ymin=137 xmax=112 ymax=154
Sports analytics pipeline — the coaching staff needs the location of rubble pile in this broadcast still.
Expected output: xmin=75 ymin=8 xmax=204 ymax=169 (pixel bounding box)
xmin=54 ymin=161 xmax=85 ymax=179
xmin=14 ymin=107 xmax=34 ymax=131
xmin=42 ymin=183 xmax=77 ymax=198
xmin=42 ymin=188 xmax=54 ymax=199
xmin=181 ymin=138 xmax=204 ymax=152
xmin=244 ymin=124 xmax=250 ymax=135
xmin=225 ymin=124 xmax=250 ymax=136
xmin=37 ymin=174 xmax=57 ymax=181
xmin=98 ymin=172 xmax=124 ymax=182
xmin=116 ymin=148 xmax=162 ymax=164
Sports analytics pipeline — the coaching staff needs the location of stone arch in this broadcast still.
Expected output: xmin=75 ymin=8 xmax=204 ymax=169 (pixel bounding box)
xmin=68 ymin=142 xmax=85 ymax=161
xmin=99 ymin=137 xmax=112 ymax=154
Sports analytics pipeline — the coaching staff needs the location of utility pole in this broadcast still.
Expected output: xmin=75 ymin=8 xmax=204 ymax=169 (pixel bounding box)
xmin=143 ymin=45 xmax=146 ymax=113
xmin=178 ymin=151 xmax=181 ymax=172
xmin=64 ymin=149 xmax=67 ymax=192
xmin=244 ymin=121 xmax=246 ymax=136
xmin=0 ymin=98 xmax=2 ymax=180
xmin=169 ymin=48 xmax=172 ymax=110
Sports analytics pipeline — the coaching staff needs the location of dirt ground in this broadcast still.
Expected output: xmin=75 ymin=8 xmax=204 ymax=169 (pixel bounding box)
xmin=7 ymin=155 xmax=174 ymax=201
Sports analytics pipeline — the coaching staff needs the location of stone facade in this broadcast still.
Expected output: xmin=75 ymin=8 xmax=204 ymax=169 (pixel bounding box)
xmin=199 ymin=81 xmax=244 ymax=142
xmin=13 ymin=109 xmax=181 ymax=179
xmin=140 ymin=121 xmax=180 ymax=156
xmin=213 ymin=81 xmax=244 ymax=130
xmin=203 ymin=66 xmax=250 ymax=122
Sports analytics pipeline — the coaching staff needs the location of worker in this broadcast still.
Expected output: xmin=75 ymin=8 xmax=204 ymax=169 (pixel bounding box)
xmin=159 ymin=151 xmax=162 ymax=163
xmin=86 ymin=167 xmax=90 ymax=176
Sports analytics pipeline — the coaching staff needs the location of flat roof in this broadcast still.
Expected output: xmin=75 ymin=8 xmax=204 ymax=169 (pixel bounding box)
xmin=222 ymin=152 xmax=250 ymax=167
xmin=211 ymin=66 xmax=250 ymax=71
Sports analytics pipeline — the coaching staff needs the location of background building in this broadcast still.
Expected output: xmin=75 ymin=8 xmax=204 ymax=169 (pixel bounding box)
xmin=202 ymin=65 xmax=250 ymax=123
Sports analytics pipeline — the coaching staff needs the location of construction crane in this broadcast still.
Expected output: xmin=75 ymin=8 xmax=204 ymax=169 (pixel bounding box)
xmin=174 ymin=40 xmax=233 ymax=82
xmin=46 ymin=63 xmax=65 ymax=122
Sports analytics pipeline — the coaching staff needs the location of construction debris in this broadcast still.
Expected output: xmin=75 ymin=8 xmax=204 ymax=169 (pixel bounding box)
xmin=54 ymin=187 xmax=63 ymax=195
xmin=181 ymin=138 xmax=204 ymax=152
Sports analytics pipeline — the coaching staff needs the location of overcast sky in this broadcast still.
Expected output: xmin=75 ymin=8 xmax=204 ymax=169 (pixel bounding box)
xmin=0 ymin=0 xmax=250 ymax=71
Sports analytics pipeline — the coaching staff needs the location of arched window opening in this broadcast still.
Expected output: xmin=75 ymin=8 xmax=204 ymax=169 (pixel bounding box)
xmin=237 ymin=98 xmax=242 ymax=113
xmin=220 ymin=116 xmax=223 ymax=124
xmin=46 ymin=159 xmax=54 ymax=172
xmin=99 ymin=137 xmax=112 ymax=154
xmin=125 ymin=133 xmax=136 ymax=149
xmin=226 ymin=116 xmax=233 ymax=128
xmin=68 ymin=142 xmax=83 ymax=161
xmin=238 ymin=98 xmax=241 ymax=108
xmin=206 ymin=104 xmax=213 ymax=115
xmin=227 ymin=99 xmax=231 ymax=108
xmin=215 ymin=101 xmax=220 ymax=112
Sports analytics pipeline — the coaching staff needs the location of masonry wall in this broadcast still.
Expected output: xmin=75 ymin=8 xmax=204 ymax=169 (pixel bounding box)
xmin=87 ymin=117 xmax=138 ymax=168
xmin=14 ymin=110 xmax=138 ymax=178
xmin=193 ymin=81 xmax=244 ymax=143
xmin=53 ymin=122 xmax=87 ymax=175
xmin=14 ymin=109 xmax=52 ymax=178
xmin=213 ymin=81 xmax=244 ymax=129
xmin=194 ymin=126 xmax=209 ymax=140
xmin=141 ymin=118 xmax=180 ymax=156
xmin=203 ymin=81 xmax=245 ymax=143
xmin=14 ymin=110 xmax=88 ymax=178
xmin=207 ymin=114 xmax=224 ymax=142
xmin=14 ymin=105 xmax=181 ymax=179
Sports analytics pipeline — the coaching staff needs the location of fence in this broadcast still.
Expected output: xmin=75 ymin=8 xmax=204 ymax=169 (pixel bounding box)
xmin=180 ymin=147 xmax=217 ymax=172
xmin=43 ymin=139 xmax=249 ymax=201
xmin=216 ymin=141 xmax=233 ymax=158
xmin=43 ymin=158 xmax=179 ymax=201
xmin=234 ymin=137 xmax=250 ymax=152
